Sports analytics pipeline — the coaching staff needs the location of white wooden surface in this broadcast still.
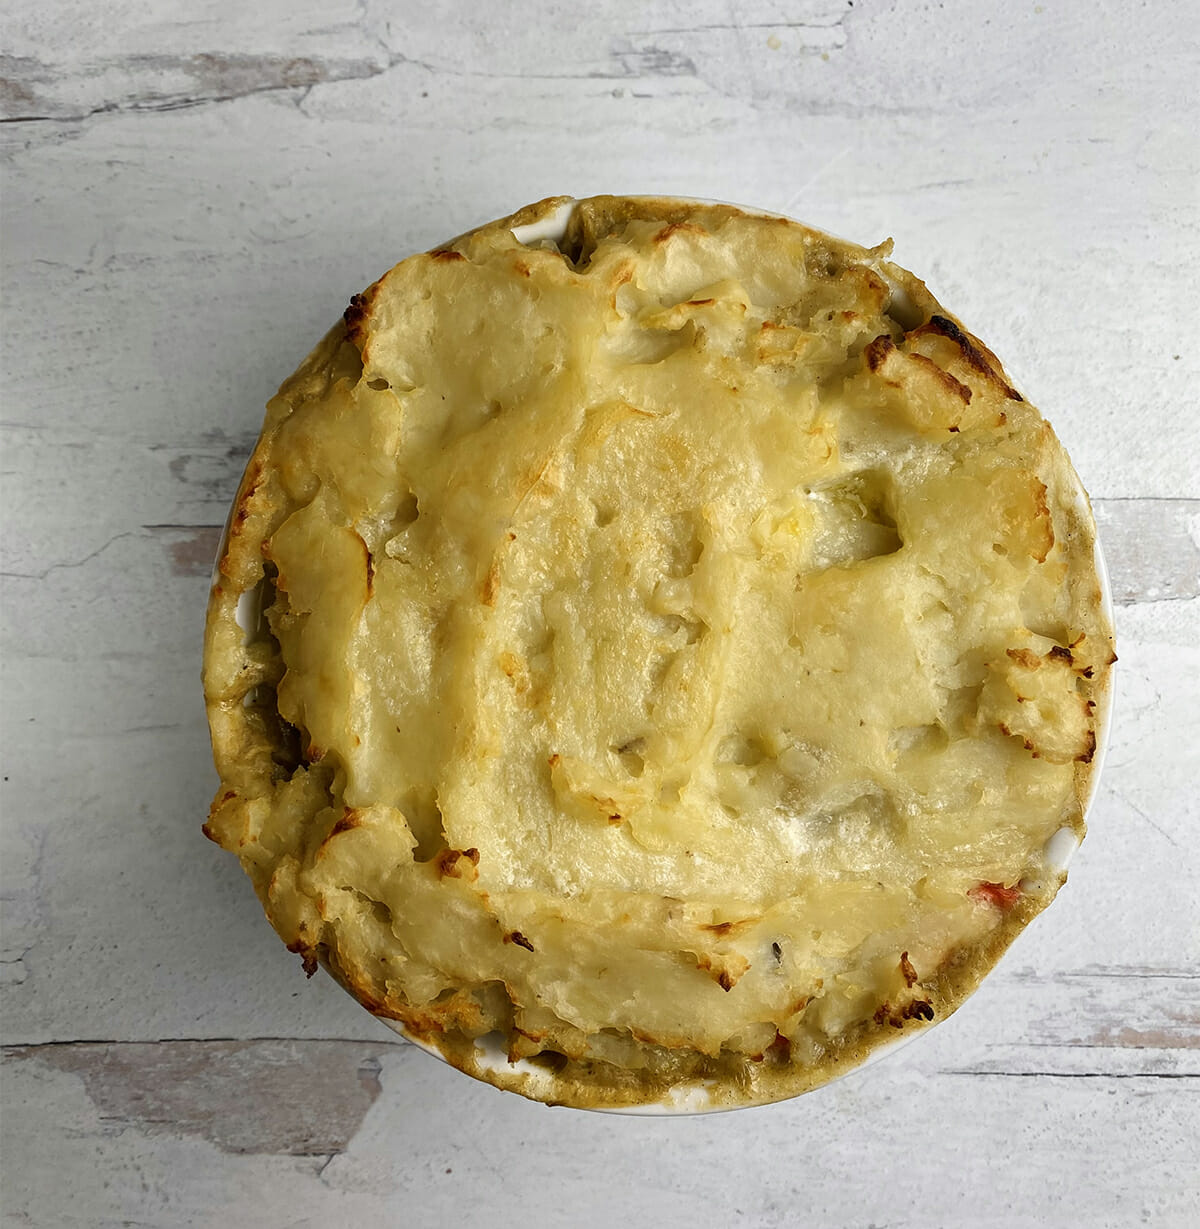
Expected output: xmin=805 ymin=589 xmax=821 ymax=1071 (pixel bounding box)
xmin=2 ymin=2 xmax=1198 ymax=1225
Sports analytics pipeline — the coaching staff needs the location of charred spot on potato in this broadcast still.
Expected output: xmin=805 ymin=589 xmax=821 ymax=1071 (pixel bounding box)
xmin=900 ymin=951 xmax=918 ymax=987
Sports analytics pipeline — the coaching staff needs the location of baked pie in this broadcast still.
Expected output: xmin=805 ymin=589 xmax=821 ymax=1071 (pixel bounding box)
xmin=204 ymin=196 xmax=1114 ymax=1108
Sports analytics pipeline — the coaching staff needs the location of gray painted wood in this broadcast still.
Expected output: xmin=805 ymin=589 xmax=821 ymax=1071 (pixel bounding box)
xmin=2 ymin=1 xmax=1197 ymax=1224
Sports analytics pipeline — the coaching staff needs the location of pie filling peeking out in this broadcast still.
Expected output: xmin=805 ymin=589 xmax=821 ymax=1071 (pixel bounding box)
xmin=204 ymin=196 xmax=1114 ymax=1109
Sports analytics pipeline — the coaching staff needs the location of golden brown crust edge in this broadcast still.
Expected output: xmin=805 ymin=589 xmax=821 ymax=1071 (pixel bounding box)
xmin=318 ymin=886 xmax=1058 ymax=1110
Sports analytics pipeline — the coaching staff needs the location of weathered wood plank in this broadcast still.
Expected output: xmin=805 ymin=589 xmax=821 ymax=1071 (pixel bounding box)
xmin=8 ymin=496 xmax=1187 ymax=593
xmin=4 ymin=0 xmax=1196 ymax=121
xmin=153 ymin=499 xmax=1199 ymax=600
xmin=940 ymin=967 xmax=1200 ymax=1076
xmin=0 ymin=462 xmax=1195 ymax=1053
xmin=2 ymin=444 xmax=1196 ymax=605
xmin=3 ymin=1037 xmax=1197 ymax=1228
xmin=4 ymin=10 xmax=1198 ymax=502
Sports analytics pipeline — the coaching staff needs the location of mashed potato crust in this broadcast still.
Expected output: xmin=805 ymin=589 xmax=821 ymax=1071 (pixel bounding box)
xmin=204 ymin=196 xmax=1114 ymax=1108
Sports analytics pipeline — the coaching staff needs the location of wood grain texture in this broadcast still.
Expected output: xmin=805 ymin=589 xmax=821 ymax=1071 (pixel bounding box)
xmin=1 ymin=0 xmax=1197 ymax=1224
xmin=3 ymin=1037 xmax=1197 ymax=1229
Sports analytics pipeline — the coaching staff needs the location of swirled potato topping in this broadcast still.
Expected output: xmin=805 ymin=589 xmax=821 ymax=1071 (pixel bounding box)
xmin=204 ymin=196 xmax=1114 ymax=1108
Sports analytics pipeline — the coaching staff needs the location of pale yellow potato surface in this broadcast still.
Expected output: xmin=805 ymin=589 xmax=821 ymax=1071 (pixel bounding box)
xmin=204 ymin=197 xmax=1114 ymax=1108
